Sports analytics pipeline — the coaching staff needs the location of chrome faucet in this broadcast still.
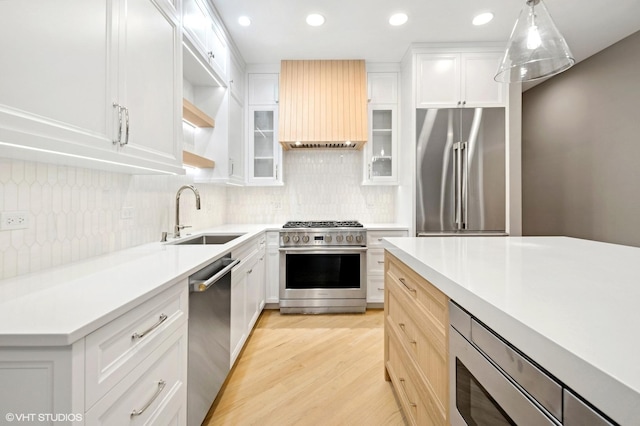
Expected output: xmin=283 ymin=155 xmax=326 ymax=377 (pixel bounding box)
xmin=175 ymin=185 xmax=201 ymax=238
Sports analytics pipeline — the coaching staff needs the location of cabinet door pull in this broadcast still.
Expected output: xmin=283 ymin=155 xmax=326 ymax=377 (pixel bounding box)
xmin=131 ymin=313 xmax=168 ymax=340
xmin=112 ymin=103 xmax=123 ymax=145
xmin=130 ymin=379 xmax=166 ymax=417
xmin=208 ymin=51 xmax=214 ymax=60
xmin=398 ymin=277 xmax=416 ymax=293
xmin=123 ymin=106 xmax=130 ymax=146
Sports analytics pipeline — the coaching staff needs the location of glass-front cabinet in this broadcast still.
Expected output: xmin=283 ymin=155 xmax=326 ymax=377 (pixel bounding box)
xmin=363 ymin=71 xmax=398 ymax=185
xmin=248 ymin=106 xmax=281 ymax=184
xmin=364 ymin=105 xmax=397 ymax=184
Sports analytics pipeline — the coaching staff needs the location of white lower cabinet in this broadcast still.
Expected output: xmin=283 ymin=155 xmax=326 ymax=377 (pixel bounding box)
xmin=367 ymin=229 xmax=408 ymax=303
xmin=0 ymin=282 xmax=188 ymax=424
xmin=230 ymin=234 xmax=266 ymax=367
xmin=85 ymin=327 xmax=187 ymax=425
xmin=265 ymin=231 xmax=280 ymax=303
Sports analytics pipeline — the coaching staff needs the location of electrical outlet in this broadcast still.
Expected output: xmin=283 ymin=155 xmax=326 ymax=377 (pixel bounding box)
xmin=121 ymin=207 xmax=135 ymax=220
xmin=0 ymin=211 xmax=29 ymax=230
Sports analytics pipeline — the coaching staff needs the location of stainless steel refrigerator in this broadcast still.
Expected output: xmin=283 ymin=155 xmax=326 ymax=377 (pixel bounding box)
xmin=415 ymin=107 xmax=506 ymax=235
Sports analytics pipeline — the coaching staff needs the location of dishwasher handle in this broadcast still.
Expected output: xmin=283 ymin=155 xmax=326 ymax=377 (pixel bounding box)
xmin=189 ymin=257 xmax=240 ymax=292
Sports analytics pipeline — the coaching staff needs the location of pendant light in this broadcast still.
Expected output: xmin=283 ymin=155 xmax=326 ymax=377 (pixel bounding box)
xmin=495 ymin=0 xmax=575 ymax=83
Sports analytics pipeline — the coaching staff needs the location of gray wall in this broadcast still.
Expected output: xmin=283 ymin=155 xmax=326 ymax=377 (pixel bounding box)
xmin=522 ymin=30 xmax=640 ymax=247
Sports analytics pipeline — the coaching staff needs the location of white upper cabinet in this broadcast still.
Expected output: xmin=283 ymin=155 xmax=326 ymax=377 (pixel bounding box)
xmin=416 ymin=51 xmax=505 ymax=108
xmin=248 ymin=74 xmax=280 ymax=106
xmin=182 ymin=0 xmax=228 ymax=83
xmin=368 ymin=72 xmax=399 ymax=104
xmin=228 ymin=93 xmax=245 ymax=184
xmin=363 ymin=72 xmax=399 ymax=185
xmin=0 ymin=0 xmax=183 ymax=174
xmin=247 ymin=73 xmax=282 ymax=185
xmin=229 ymin=54 xmax=245 ymax=102
xmin=115 ymin=0 xmax=182 ymax=169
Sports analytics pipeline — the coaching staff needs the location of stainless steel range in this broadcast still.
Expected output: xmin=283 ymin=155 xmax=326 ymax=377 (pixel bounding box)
xmin=279 ymin=220 xmax=367 ymax=314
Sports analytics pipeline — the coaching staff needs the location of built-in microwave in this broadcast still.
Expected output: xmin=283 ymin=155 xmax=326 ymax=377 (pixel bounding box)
xmin=449 ymin=301 xmax=616 ymax=426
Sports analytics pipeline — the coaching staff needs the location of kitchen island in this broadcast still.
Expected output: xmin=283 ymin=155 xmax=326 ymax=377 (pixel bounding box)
xmin=383 ymin=236 xmax=640 ymax=425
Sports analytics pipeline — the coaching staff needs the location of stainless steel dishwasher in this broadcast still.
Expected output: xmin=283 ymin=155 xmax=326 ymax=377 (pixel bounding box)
xmin=187 ymin=253 xmax=239 ymax=426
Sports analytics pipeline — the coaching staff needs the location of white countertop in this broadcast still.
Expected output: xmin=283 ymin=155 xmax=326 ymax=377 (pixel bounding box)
xmin=0 ymin=224 xmax=276 ymax=347
xmin=383 ymin=236 xmax=640 ymax=425
xmin=0 ymin=222 xmax=406 ymax=347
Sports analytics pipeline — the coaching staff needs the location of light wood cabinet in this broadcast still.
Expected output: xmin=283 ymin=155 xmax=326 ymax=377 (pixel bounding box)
xmin=416 ymin=51 xmax=505 ymax=108
xmin=0 ymin=0 xmax=183 ymax=174
xmin=384 ymin=251 xmax=449 ymax=425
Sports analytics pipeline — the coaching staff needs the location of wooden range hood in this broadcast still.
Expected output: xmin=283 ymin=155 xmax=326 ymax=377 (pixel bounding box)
xmin=279 ymin=60 xmax=368 ymax=150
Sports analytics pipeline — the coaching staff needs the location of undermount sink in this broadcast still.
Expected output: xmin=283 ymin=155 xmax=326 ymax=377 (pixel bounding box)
xmin=171 ymin=233 xmax=245 ymax=245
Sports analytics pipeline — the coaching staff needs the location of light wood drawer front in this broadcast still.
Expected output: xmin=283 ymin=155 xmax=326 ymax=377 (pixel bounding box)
xmin=85 ymin=284 xmax=188 ymax=409
xmin=387 ymin=329 xmax=421 ymax=426
xmin=367 ymin=249 xmax=385 ymax=275
xmin=386 ymin=321 xmax=448 ymax=426
xmin=367 ymin=230 xmax=407 ymax=248
xmin=387 ymin=284 xmax=449 ymax=410
xmin=86 ymin=326 xmax=187 ymax=425
xmin=386 ymin=253 xmax=448 ymax=355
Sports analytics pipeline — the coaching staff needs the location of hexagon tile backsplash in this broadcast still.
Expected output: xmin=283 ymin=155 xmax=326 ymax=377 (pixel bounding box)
xmin=0 ymin=150 xmax=396 ymax=280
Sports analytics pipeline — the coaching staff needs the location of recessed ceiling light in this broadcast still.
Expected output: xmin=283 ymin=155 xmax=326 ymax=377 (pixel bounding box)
xmin=472 ymin=12 xmax=494 ymax=26
xmin=306 ymin=13 xmax=325 ymax=27
xmin=389 ymin=13 xmax=408 ymax=26
xmin=238 ymin=16 xmax=251 ymax=27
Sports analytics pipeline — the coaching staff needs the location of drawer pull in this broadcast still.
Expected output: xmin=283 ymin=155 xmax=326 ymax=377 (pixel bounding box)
xmin=377 ymin=287 xmax=385 ymax=291
xmin=131 ymin=314 xmax=168 ymax=340
xmin=398 ymin=278 xmax=416 ymax=294
xmin=377 ymin=260 xmax=385 ymax=264
xmin=130 ymin=379 xmax=166 ymax=417
xmin=399 ymin=323 xmax=417 ymax=344
xmin=378 ymin=238 xmax=383 ymax=241
xmin=399 ymin=378 xmax=418 ymax=408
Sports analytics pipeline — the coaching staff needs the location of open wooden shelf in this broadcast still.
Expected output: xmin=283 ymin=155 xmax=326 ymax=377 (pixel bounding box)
xmin=183 ymin=99 xmax=215 ymax=127
xmin=183 ymin=150 xmax=215 ymax=169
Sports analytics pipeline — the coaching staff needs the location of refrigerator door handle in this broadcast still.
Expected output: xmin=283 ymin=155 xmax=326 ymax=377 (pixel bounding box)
xmin=461 ymin=141 xmax=468 ymax=230
xmin=454 ymin=141 xmax=463 ymax=230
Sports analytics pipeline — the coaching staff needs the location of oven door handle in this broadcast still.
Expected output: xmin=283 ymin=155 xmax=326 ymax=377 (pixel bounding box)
xmin=279 ymin=247 xmax=367 ymax=253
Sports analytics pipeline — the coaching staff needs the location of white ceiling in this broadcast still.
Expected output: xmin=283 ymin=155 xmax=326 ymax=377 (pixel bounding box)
xmin=211 ymin=0 xmax=640 ymax=68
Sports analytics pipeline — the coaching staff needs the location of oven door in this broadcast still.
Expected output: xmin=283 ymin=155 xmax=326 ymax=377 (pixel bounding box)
xmin=279 ymin=247 xmax=366 ymax=300
xmin=449 ymin=326 xmax=560 ymax=426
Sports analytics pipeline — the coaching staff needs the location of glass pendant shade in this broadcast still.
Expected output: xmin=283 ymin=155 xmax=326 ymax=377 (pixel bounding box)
xmin=495 ymin=0 xmax=575 ymax=83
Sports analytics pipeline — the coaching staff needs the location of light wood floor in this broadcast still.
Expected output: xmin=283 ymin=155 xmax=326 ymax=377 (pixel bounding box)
xmin=204 ymin=309 xmax=407 ymax=426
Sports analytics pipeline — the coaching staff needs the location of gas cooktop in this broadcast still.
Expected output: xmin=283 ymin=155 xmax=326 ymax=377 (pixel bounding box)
xmin=283 ymin=220 xmax=364 ymax=229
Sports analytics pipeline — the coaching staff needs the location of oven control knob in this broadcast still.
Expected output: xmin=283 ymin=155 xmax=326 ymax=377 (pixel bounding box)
xmin=336 ymin=235 xmax=343 ymax=243
xmin=302 ymin=235 xmax=310 ymax=243
xmin=356 ymin=235 xmax=364 ymax=243
xmin=346 ymin=235 xmax=354 ymax=243
xmin=292 ymin=235 xmax=300 ymax=243
xmin=325 ymin=235 xmax=332 ymax=243
xmin=283 ymin=235 xmax=290 ymax=243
